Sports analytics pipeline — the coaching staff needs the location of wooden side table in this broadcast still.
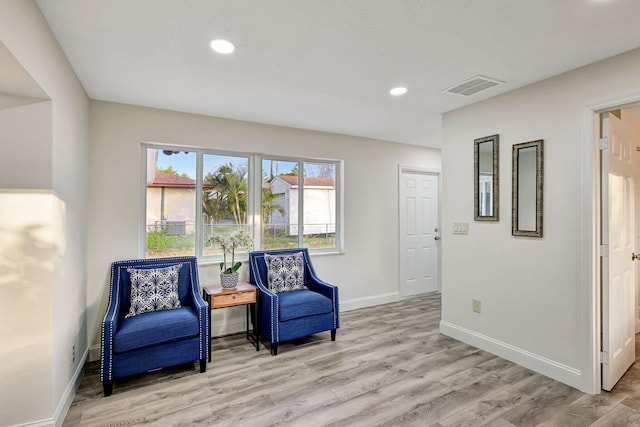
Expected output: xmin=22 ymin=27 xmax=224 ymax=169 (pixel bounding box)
xmin=202 ymin=282 xmax=260 ymax=362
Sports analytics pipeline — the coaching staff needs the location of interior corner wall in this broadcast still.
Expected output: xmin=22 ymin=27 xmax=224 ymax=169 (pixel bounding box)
xmin=0 ymin=1 xmax=90 ymax=425
xmin=0 ymin=102 xmax=53 ymax=188
xmin=86 ymin=100 xmax=441 ymax=353
xmin=440 ymin=47 xmax=640 ymax=392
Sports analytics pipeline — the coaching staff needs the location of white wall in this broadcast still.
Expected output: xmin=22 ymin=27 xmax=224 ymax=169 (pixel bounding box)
xmin=0 ymin=191 xmax=56 ymax=425
xmin=0 ymin=78 xmax=53 ymax=427
xmin=0 ymin=102 xmax=52 ymax=188
xmin=87 ymin=100 xmax=441 ymax=350
xmin=440 ymin=47 xmax=640 ymax=393
xmin=0 ymin=1 xmax=89 ymax=425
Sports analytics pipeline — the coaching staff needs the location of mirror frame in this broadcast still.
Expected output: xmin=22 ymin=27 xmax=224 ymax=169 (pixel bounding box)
xmin=474 ymin=134 xmax=499 ymax=221
xmin=512 ymin=139 xmax=544 ymax=238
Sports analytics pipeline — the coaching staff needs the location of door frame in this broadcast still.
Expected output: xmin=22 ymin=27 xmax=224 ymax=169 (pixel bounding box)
xmin=398 ymin=166 xmax=442 ymax=294
xmin=581 ymin=93 xmax=640 ymax=394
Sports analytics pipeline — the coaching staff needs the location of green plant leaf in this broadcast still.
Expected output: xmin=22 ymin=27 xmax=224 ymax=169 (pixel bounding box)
xmin=219 ymin=261 xmax=224 ymax=271
xmin=230 ymin=261 xmax=242 ymax=273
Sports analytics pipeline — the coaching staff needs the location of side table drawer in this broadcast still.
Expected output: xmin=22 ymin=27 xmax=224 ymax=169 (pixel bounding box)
xmin=212 ymin=291 xmax=256 ymax=308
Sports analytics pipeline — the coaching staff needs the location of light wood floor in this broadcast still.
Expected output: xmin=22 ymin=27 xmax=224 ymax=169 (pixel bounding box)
xmin=65 ymin=293 xmax=640 ymax=426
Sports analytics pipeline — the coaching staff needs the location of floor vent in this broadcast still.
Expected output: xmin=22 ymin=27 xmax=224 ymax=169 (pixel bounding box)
xmin=443 ymin=75 xmax=504 ymax=96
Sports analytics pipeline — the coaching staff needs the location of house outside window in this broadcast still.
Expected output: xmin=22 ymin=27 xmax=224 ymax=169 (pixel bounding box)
xmin=262 ymin=159 xmax=338 ymax=251
xmin=143 ymin=145 xmax=342 ymax=259
xmin=145 ymin=149 xmax=197 ymax=258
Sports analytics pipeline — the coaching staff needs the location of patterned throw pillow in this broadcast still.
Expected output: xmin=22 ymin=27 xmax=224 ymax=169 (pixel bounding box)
xmin=125 ymin=264 xmax=182 ymax=318
xmin=265 ymin=252 xmax=307 ymax=293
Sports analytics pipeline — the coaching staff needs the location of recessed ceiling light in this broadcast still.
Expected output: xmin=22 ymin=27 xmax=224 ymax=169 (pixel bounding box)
xmin=390 ymin=87 xmax=408 ymax=96
xmin=210 ymin=39 xmax=235 ymax=54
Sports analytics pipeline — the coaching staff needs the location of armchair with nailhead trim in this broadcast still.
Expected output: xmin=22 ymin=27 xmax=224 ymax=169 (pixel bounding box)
xmin=100 ymin=256 xmax=208 ymax=396
xmin=249 ymin=248 xmax=339 ymax=355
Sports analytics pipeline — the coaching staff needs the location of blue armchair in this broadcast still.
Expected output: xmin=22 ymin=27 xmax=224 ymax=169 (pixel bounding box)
xmin=249 ymin=248 xmax=339 ymax=355
xmin=100 ymin=256 xmax=208 ymax=396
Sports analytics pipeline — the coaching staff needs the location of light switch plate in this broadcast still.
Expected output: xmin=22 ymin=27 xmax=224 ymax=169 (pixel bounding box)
xmin=453 ymin=222 xmax=469 ymax=235
xmin=472 ymin=299 xmax=481 ymax=313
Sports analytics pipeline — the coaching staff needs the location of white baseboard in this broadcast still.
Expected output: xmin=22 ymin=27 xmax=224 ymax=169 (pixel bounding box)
xmin=15 ymin=348 xmax=89 ymax=427
xmin=340 ymin=292 xmax=402 ymax=312
xmin=54 ymin=348 xmax=88 ymax=426
xmin=439 ymin=320 xmax=582 ymax=390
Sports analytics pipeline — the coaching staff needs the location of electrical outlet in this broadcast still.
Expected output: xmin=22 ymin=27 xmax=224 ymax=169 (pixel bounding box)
xmin=472 ymin=299 xmax=482 ymax=313
xmin=72 ymin=344 xmax=76 ymax=364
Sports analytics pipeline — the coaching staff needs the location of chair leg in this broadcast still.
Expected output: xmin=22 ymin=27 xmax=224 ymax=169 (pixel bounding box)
xmin=103 ymin=380 xmax=113 ymax=397
xmin=199 ymin=358 xmax=206 ymax=373
xmin=270 ymin=343 xmax=278 ymax=356
xmin=331 ymin=329 xmax=337 ymax=341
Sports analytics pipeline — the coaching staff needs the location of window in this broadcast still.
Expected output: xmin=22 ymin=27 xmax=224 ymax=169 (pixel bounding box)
xmin=143 ymin=145 xmax=341 ymax=259
xmin=262 ymin=158 xmax=338 ymax=251
xmin=145 ymin=148 xmax=197 ymax=258
xmin=201 ymin=153 xmax=249 ymax=256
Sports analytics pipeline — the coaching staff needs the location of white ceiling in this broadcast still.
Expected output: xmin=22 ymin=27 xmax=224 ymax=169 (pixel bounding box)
xmin=35 ymin=0 xmax=640 ymax=148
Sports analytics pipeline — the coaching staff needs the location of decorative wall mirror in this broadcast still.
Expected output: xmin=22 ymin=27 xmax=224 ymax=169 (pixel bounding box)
xmin=474 ymin=134 xmax=499 ymax=221
xmin=512 ymin=139 xmax=544 ymax=237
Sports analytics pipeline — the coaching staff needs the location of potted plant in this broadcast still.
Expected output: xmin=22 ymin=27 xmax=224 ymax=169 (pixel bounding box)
xmin=207 ymin=230 xmax=254 ymax=288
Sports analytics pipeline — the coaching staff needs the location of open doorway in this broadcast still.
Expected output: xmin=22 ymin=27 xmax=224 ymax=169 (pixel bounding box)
xmin=598 ymin=106 xmax=640 ymax=391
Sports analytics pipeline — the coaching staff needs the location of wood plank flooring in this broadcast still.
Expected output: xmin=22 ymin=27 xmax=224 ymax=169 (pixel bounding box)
xmin=64 ymin=293 xmax=640 ymax=426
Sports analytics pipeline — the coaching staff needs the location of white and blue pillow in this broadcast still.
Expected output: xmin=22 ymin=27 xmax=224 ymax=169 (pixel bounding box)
xmin=125 ymin=264 xmax=182 ymax=317
xmin=265 ymin=252 xmax=307 ymax=293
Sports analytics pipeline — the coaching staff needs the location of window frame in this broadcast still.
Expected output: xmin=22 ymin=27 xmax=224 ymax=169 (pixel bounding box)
xmin=258 ymin=155 xmax=344 ymax=254
xmin=140 ymin=142 xmax=344 ymax=261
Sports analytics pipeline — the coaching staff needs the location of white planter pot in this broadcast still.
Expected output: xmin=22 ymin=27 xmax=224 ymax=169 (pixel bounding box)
xmin=220 ymin=272 xmax=239 ymax=288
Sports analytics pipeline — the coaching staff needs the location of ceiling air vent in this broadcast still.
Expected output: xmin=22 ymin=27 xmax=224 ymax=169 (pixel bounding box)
xmin=443 ymin=75 xmax=504 ymax=96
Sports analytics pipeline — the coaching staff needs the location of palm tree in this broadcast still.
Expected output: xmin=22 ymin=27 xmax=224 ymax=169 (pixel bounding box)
xmin=225 ymin=166 xmax=248 ymax=225
xmin=202 ymin=188 xmax=227 ymax=223
xmin=203 ymin=166 xmax=229 ymax=224
xmin=203 ymin=163 xmax=248 ymax=226
xmin=262 ymin=183 xmax=285 ymax=230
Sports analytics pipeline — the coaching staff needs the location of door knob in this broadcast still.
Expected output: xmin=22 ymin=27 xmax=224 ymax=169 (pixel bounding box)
xmin=633 ymin=253 xmax=640 ymax=261
xmin=434 ymin=236 xmax=440 ymax=241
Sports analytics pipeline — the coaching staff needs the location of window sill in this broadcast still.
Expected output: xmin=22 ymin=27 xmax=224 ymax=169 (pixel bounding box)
xmin=197 ymin=249 xmax=343 ymax=266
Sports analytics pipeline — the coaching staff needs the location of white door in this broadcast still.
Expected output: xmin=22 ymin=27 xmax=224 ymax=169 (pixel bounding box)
xmin=601 ymin=111 xmax=636 ymax=391
xmin=399 ymin=171 xmax=439 ymax=296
